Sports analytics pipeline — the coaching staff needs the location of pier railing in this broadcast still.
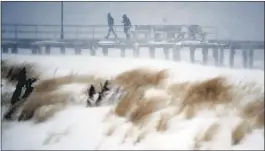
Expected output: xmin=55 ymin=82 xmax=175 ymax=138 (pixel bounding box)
xmin=1 ymin=24 xmax=218 ymax=41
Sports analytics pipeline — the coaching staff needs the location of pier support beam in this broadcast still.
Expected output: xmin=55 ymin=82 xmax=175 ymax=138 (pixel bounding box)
xmin=11 ymin=45 xmax=18 ymax=54
xmin=219 ymin=46 xmax=224 ymax=66
xmin=212 ymin=46 xmax=219 ymax=66
xmin=189 ymin=46 xmax=196 ymax=63
xmin=173 ymin=45 xmax=181 ymax=61
xmin=163 ymin=46 xmax=170 ymax=60
xmin=242 ymin=49 xmax=248 ymax=68
xmin=2 ymin=47 xmax=8 ymax=53
xmin=60 ymin=46 xmax=66 ymax=54
xmin=248 ymin=48 xmax=254 ymax=68
xmin=75 ymin=47 xmax=82 ymax=55
xmin=149 ymin=46 xmax=155 ymax=59
xmin=90 ymin=47 xmax=96 ymax=56
xmin=120 ymin=46 xmax=126 ymax=57
xmin=45 ymin=45 xmax=51 ymax=54
xmin=102 ymin=47 xmax=108 ymax=56
xmin=133 ymin=46 xmax=140 ymax=57
xmin=202 ymin=46 xmax=209 ymax=65
xmin=229 ymin=47 xmax=236 ymax=67
xmin=32 ymin=46 xmax=40 ymax=54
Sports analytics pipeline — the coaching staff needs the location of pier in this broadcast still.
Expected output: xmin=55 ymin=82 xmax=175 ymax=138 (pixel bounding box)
xmin=1 ymin=24 xmax=264 ymax=69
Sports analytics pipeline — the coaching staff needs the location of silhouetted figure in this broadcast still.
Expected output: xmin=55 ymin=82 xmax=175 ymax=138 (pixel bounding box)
xmin=105 ymin=13 xmax=118 ymax=39
xmin=122 ymin=14 xmax=132 ymax=40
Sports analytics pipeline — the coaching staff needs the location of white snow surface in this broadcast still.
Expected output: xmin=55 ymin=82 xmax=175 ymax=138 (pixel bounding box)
xmin=1 ymin=51 xmax=264 ymax=150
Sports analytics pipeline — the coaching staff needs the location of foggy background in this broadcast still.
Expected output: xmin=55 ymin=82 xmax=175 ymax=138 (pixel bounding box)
xmin=1 ymin=1 xmax=264 ymax=41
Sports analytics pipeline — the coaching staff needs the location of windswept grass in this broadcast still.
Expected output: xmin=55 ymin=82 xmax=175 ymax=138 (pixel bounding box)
xmin=156 ymin=113 xmax=171 ymax=132
xmin=232 ymin=119 xmax=252 ymax=145
xmin=182 ymin=77 xmax=232 ymax=106
xmin=240 ymin=99 xmax=264 ymax=128
xmin=113 ymin=68 xmax=168 ymax=90
xmin=18 ymin=91 xmax=72 ymax=121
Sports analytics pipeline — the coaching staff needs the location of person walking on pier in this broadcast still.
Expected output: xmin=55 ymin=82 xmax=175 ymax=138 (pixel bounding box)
xmin=122 ymin=14 xmax=132 ymax=40
xmin=105 ymin=13 xmax=118 ymax=39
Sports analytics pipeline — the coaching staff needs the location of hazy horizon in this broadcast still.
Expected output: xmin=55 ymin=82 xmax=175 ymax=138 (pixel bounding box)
xmin=1 ymin=1 xmax=264 ymax=41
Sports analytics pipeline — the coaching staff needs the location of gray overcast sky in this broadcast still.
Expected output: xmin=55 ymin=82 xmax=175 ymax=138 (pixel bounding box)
xmin=1 ymin=1 xmax=264 ymax=41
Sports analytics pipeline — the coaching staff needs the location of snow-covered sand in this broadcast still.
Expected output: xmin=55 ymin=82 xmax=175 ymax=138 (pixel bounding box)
xmin=1 ymin=48 xmax=264 ymax=150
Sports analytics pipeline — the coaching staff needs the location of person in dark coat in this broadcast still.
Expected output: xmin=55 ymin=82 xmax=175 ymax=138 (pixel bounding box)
xmin=105 ymin=13 xmax=118 ymax=39
xmin=122 ymin=14 xmax=132 ymax=40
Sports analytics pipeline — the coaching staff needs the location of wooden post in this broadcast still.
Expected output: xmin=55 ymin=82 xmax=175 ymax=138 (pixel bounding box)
xmin=2 ymin=46 xmax=8 ymax=53
xmin=90 ymin=47 xmax=96 ymax=56
xmin=229 ymin=47 xmax=236 ymax=67
xmin=45 ymin=45 xmax=51 ymax=54
xmin=219 ymin=46 xmax=224 ymax=66
xmin=32 ymin=46 xmax=39 ymax=54
xmin=11 ymin=45 xmax=18 ymax=54
xmin=189 ymin=46 xmax=196 ymax=63
xmin=173 ymin=45 xmax=181 ymax=61
xmin=212 ymin=46 xmax=219 ymax=66
xmin=248 ymin=48 xmax=254 ymax=68
xmin=38 ymin=46 xmax=42 ymax=54
xmin=145 ymin=33 xmax=149 ymax=41
xmin=202 ymin=45 xmax=209 ymax=65
xmin=102 ymin=47 xmax=108 ymax=56
xmin=121 ymin=46 xmax=126 ymax=57
xmin=149 ymin=46 xmax=155 ymax=59
xmin=163 ymin=46 xmax=170 ymax=60
xmin=75 ymin=47 xmax=81 ymax=55
xmin=60 ymin=46 xmax=66 ymax=54
xmin=242 ymin=49 xmax=248 ymax=68
xmin=133 ymin=46 xmax=140 ymax=57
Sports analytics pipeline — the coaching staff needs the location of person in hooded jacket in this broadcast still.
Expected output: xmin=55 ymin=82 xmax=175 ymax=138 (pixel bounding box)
xmin=122 ymin=14 xmax=132 ymax=40
xmin=105 ymin=13 xmax=118 ymax=39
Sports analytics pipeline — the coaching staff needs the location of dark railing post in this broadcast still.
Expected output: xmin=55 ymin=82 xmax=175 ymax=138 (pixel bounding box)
xmin=14 ymin=24 xmax=18 ymax=40
xmin=92 ymin=27 xmax=95 ymax=40
xmin=76 ymin=27 xmax=78 ymax=39
xmin=60 ymin=2 xmax=64 ymax=40
xmin=35 ymin=25 xmax=38 ymax=39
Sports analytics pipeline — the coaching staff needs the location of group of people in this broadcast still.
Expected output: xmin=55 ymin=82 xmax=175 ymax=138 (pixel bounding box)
xmin=105 ymin=13 xmax=132 ymax=40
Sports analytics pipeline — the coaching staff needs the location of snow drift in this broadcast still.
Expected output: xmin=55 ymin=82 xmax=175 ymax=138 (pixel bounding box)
xmin=1 ymin=54 xmax=264 ymax=150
